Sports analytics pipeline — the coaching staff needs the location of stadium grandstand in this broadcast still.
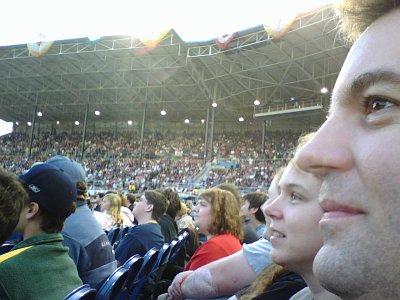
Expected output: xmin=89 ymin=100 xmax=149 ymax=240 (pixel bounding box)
xmin=0 ymin=3 xmax=349 ymax=196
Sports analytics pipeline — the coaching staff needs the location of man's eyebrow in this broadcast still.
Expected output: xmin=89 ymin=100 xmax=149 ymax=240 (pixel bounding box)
xmin=330 ymin=70 xmax=400 ymax=114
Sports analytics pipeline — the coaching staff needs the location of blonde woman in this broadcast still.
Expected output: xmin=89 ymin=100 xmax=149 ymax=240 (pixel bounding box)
xmin=94 ymin=193 xmax=132 ymax=232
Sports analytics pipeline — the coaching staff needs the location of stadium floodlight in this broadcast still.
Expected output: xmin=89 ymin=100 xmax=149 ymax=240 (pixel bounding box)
xmin=238 ymin=117 xmax=244 ymax=122
xmin=16 ymin=122 xmax=19 ymax=125
xmin=201 ymin=119 xmax=205 ymax=124
xmin=212 ymin=102 xmax=218 ymax=108
xmin=160 ymin=109 xmax=167 ymax=116
xmin=184 ymin=119 xmax=190 ymax=124
xmin=56 ymin=121 xmax=60 ymax=125
xmin=95 ymin=110 xmax=101 ymax=116
xmin=254 ymin=99 xmax=260 ymax=106
xmin=27 ymin=122 xmax=32 ymax=126
xmin=291 ymin=97 xmax=296 ymax=101
xmin=75 ymin=121 xmax=80 ymax=126
xmin=127 ymin=120 xmax=133 ymax=125
xmin=37 ymin=112 xmax=43 ymax=117
xmin=320 ymin=87 xmax=329 ymax=94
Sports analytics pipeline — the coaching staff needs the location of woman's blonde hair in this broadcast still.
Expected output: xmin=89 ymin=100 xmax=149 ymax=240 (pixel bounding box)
xmin=104 ymin=193 xmax=123 ymax=226
xmin=199 ymin=188 xmax=244 ymax=241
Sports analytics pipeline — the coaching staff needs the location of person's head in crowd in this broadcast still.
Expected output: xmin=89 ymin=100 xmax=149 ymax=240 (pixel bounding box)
xmin=118 ymin=192 xmax=129 ymax=208
xmin=185 ymin=199 xmax=193 ymax=211
xmin=101 ymin=193 xmax=123 ymax=227
xmin=46 ymin=155 xmax=88 ymax=203
xmin=241 ymin=192 xmax=267 ymax=236
xmin=215 ymin=183 xmax=242 ymax=206
xmin=194 ymin=188 xmax=244 ymax=241
xmin=126 ymin=193 xmax=137 ymax=209
xmin=294 ymin=1 xmax=400 ymax=298
xmin=133 ymin=190 xmax=168 ymax=224
xmin=0 ymin=169 xmax=28 ymax=245
xmin=17 ymin=163 xmax=77 ymax=238
xmin=163 ymin=188 xmax=182 ymax=219
xmin=175 ymin=202 xmax=189 ymax=221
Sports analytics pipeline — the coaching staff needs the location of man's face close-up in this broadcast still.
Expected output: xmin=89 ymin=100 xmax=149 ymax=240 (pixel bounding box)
xmin=295 ymin=8 xmax=400 ymax=299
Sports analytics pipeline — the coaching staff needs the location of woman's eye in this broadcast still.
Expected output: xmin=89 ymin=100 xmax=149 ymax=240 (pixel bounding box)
xmin=365 ymin=96 xmax=396 ymax=114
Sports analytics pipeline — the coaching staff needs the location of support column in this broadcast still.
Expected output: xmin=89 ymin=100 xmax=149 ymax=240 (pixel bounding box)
xmin=209 ymin=107 xmax=215 ymax=162
xmin=262 ymin=120 xmax=266 ymax=156
xmin=28 ymin=105 xmax=37 ymax=159
xmin=204 ymin=107 xmax=210 ymax=163
xmin=81 ymin=104 xmax=89 ymax=160
xmin=139 ymin=101 xmax=147 ymax=166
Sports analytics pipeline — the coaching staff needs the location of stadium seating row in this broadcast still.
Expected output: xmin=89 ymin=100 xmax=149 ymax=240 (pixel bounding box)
xmin=64 ymin=230 xmax=189 ymax=300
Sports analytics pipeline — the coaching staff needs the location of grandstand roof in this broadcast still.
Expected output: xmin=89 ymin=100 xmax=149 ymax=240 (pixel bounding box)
xmin=0 ymin=5 xmax=348 ymax=127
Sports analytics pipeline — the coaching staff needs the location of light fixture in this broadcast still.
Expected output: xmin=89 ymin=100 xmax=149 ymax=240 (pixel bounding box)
xmin=184 ymin=119 xmax=190 ymax=124
xmin=160 ymin=109 xmax=167 ymax=116
xmin=127 ymin=120 xmax=133 ymax=125
xmin=27 ymin=122 xmax=32 ymax=126
xmin=15 ymin=122 xmax=19 ymax=125
xmin=238 ymin=117 xmax=244 ymax=122
xmin=95 ymin=110 xmax=101 ymax=116
xmin=320 ymin=87 xmax=328 ymax=94
xmin=212 ymin=102 xmax=218 ymax=108
xmin=201 ymin=119 xmax=205 ymax=124
xmin=75 ymin=121 xmax=80 ymax=126
xmin=291 ymin=97 xmax=295 ymax=101
xmin=56 ymin=121 xmax=60 ymax=125
xmin=254 ymin=99 xmax=260 ymax=106
xmin=37 ymin=112 xmax=43 ymax=117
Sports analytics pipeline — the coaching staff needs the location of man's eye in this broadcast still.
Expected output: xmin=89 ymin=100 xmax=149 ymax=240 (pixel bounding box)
xmin=365 ymin=96 xmax=396 ymax=113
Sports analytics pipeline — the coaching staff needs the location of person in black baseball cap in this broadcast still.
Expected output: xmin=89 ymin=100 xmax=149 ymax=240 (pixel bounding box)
xmin=0 ymin=163 xmax=82 ymax=300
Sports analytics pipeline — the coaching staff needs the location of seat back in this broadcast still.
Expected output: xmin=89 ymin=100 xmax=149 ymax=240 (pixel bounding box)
xmin=107 ymin=226 xmax=121 ymax=246
xmin=122 ymin=254 xmax=144 ymax=290
xmin=0 ymin=242 xmax=15 ymax=255
xmin=167 ymin=239 xmax=180 ymax=263
xmin=64 ymin=284 xmax=96 ymax=300
xmin=95 ymin=266 xmax=130 ymax=300
xmin=126 ymin=247 xmax=160 ymax=300
xmin=113 ymin=225 xmax=131 ymax=249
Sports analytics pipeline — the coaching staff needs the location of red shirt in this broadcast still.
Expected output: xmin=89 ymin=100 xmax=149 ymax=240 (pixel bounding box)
xmin=184 ymin=233 xmax=242 ymax=271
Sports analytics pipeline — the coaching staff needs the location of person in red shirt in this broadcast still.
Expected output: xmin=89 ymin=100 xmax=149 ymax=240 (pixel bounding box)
xmin=184 ymin=188 xmax=243 ymax=271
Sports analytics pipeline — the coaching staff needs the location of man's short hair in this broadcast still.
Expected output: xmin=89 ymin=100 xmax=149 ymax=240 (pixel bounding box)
xmin=336 ymin=0 xmax=400 ymax=43
xmin=145 ymin=190 xmax=168 ymax=221
xmin=243 ymin=192 xmax=267 ymax=223
xmin=0 ymin=169 xmax=28 ymax=244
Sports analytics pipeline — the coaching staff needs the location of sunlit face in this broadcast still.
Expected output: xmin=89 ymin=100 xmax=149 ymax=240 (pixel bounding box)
xmin=294 ymin=9 xmax=400 ymax=298
xmin=261 ymin=173 xmax=281 ymax=240
xmin=100 ymin=197 xmax=111 ymax=212
xmin=132 ymin=195 xmax=149 ymax=221
xmin=264 ymin=164 xmax=322 ymax=274
xmin=193 ymin=197 xmax=212 ymax=235
xmin=240 ymin=200 xmax=251 ymax=217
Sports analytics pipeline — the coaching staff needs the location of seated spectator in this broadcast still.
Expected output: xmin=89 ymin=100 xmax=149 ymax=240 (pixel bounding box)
xmin=119 ymin=192 xmax=135 ymax=225
xmin=175 ymin=202 xmax=195 ymax=232
xmin=165 ymin=171 xmax=283 ymax=300
xmin=159 ymin=189 xmax=180 ymax=243
xmin=94 ymin=193 xmax=133 ymax=231
xmin=184 ymin=188 xmax=243 ymax=271
xmin=262 ymin=161 xmax=340 ymax=299
xmin=0 ymin=164 xmax=82 ymax=299
xmin=46 ymin=155 xmax=117 ymax=288
xmin=241 ymin=192 xmax=267 ymax=238
xmin=115 ymin=190 xmax=167 ymax=263
xmin=127 ymin=193 xmax=138 ymax=212
xmin=216 ymin=183 xmax=259 ymax=244
xmin=0 ymin=169 xmax=27 ymax=245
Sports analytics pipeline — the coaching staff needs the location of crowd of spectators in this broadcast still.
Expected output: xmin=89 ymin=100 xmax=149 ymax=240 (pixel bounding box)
xmin=0 ymin=130 xmax=301 ymax=191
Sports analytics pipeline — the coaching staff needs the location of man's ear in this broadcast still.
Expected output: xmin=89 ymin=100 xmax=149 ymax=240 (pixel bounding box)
xmin=249 ymin=207 xmax=259 ymax=214
xmin=25 ymin=202 xmax=40 ymax=220
xmin=145 ymin=203 xmax=154 ymax=213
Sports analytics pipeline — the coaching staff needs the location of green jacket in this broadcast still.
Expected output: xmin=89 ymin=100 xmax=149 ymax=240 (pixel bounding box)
xmin=0 ymin=233 xmax=83 ymax=300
